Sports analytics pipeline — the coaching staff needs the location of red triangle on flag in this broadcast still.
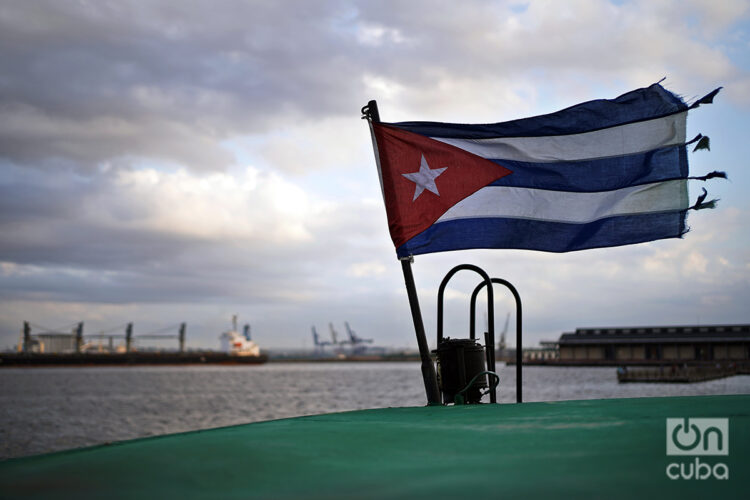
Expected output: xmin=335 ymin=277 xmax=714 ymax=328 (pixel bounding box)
xmin=373 ymin=123 xmax=512 ymax=248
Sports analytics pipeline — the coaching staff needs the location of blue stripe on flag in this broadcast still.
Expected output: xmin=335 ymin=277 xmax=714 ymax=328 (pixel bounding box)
xmin=388 ymin=83 xmax=686 ymax=139
xmin=396 ymin=211 xmax=687 ymax=257
xmin=487 ymin=146 xmax=688 ymax=192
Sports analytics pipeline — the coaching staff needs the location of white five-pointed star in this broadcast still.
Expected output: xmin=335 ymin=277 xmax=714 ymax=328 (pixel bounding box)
xmin=402 ymin=155 xmax=447 ymax=201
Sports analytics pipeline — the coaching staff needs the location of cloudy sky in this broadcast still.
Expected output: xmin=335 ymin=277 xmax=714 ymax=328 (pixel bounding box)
xmin=1 ymin=0 xmax=749 ymax=352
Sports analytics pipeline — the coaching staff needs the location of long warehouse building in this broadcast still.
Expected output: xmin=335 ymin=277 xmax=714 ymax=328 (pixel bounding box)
xmin=557 ymin=324 xmax=750 ymax=364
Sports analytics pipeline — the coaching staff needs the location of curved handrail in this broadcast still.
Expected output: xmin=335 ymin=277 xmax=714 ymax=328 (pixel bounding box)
xmin=470 ymin=278 xmax=523 ymax=403
xmin=437 ymin=264 xmax=496 ymax=403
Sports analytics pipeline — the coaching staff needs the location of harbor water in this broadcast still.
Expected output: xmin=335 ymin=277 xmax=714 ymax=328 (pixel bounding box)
xmin=1 ymin=362 xmax=749 ymax=460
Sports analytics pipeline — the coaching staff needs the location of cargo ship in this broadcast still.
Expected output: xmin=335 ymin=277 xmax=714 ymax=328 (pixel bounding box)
xmin=2 ymin=316 xmax=267 ymax=366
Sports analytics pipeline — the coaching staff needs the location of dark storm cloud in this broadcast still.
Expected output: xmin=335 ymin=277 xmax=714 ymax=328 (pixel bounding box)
xmin=3 ymin=1 xmax=738 ymax=171
xmin=0 ymin=0 xmax=371 ymax=170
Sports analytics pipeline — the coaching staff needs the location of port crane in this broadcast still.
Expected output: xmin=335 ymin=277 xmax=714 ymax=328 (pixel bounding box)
xmin=311 ymin=326 xmax=331 ymax=353
xmin=328 ymin=322 xmax=340 ymax=345
xmin=345 ymin=321 xmax=372 ymax=345
xmin=310 ymin=322 xmax=375 ymax=356
xmin=498 ymin=312 xmax=509 ymax=351
xmin=343 ymin=321 xmax=373 ymax=355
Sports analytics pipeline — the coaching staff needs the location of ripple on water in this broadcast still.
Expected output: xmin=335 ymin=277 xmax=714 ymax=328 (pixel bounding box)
xmin=0 ymin=363 xmax=748 ymax=459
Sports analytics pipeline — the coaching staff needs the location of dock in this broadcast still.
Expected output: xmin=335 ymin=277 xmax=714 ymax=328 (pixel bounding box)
xmin=617 ymin=364 xmax=739 ymax=383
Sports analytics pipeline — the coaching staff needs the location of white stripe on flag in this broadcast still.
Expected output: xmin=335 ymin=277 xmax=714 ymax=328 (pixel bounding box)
xmin=431 ymin=112 xmax=687 ymax=163
xmin=436 ymin=179 xmax=688 ymax=224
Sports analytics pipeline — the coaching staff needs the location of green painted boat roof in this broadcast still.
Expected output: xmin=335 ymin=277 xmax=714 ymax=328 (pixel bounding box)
xmin=1 ymin=395 xmax=747 ymax=499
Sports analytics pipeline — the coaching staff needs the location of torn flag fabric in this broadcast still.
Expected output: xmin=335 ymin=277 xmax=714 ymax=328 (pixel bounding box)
xmin=366 ymin=83 xmax=720 ymax=258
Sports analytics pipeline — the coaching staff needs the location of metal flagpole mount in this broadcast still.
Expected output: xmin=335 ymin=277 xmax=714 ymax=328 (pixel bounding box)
xmin=361 ymin=100 xmax=379 ymax=122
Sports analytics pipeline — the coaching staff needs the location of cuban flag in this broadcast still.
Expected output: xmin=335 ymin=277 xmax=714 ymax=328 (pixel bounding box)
xmin=367 ymin=83 xmax=721 ymax=258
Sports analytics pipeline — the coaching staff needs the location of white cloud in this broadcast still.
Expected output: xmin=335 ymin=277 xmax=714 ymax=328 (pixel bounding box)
xmin=347 ymin=261 xmax=387 ymax=277
xmin=257 ymin=117 xmax=369 ymax=175
xmin=362 ymin=75 xmax=406 ymax=102
xmin=356 ymin=23 xmax=410 ymax=46
xmin=683 ymin=251 xmax=709 ymax=274
xmin=683 ymin=0 xmax=750 ymax=36
xmin=99 ymin=166 xmax=320 ymax=243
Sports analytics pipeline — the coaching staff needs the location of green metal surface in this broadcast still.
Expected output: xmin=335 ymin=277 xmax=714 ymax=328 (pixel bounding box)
xmin=1 ymin=395 xmax=748 ymax=499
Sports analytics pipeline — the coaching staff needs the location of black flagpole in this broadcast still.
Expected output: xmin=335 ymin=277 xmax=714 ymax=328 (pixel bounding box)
xmin=364 ymin=100 xmax=441 ymax=406
xmin=400 ymin=256 xmax=441 ymax=405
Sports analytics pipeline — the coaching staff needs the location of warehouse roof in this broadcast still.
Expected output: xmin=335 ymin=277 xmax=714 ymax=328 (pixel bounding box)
xmin=559 ymin=324 xmax=750 ymax=345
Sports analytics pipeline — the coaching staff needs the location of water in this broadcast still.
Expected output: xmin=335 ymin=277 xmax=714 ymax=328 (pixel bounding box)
xmin=1 ymin=362 xmax=749 ymax=460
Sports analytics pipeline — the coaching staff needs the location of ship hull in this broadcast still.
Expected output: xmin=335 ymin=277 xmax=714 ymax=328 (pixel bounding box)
xmin=0 ymin=352 xmax=268 ymax=366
